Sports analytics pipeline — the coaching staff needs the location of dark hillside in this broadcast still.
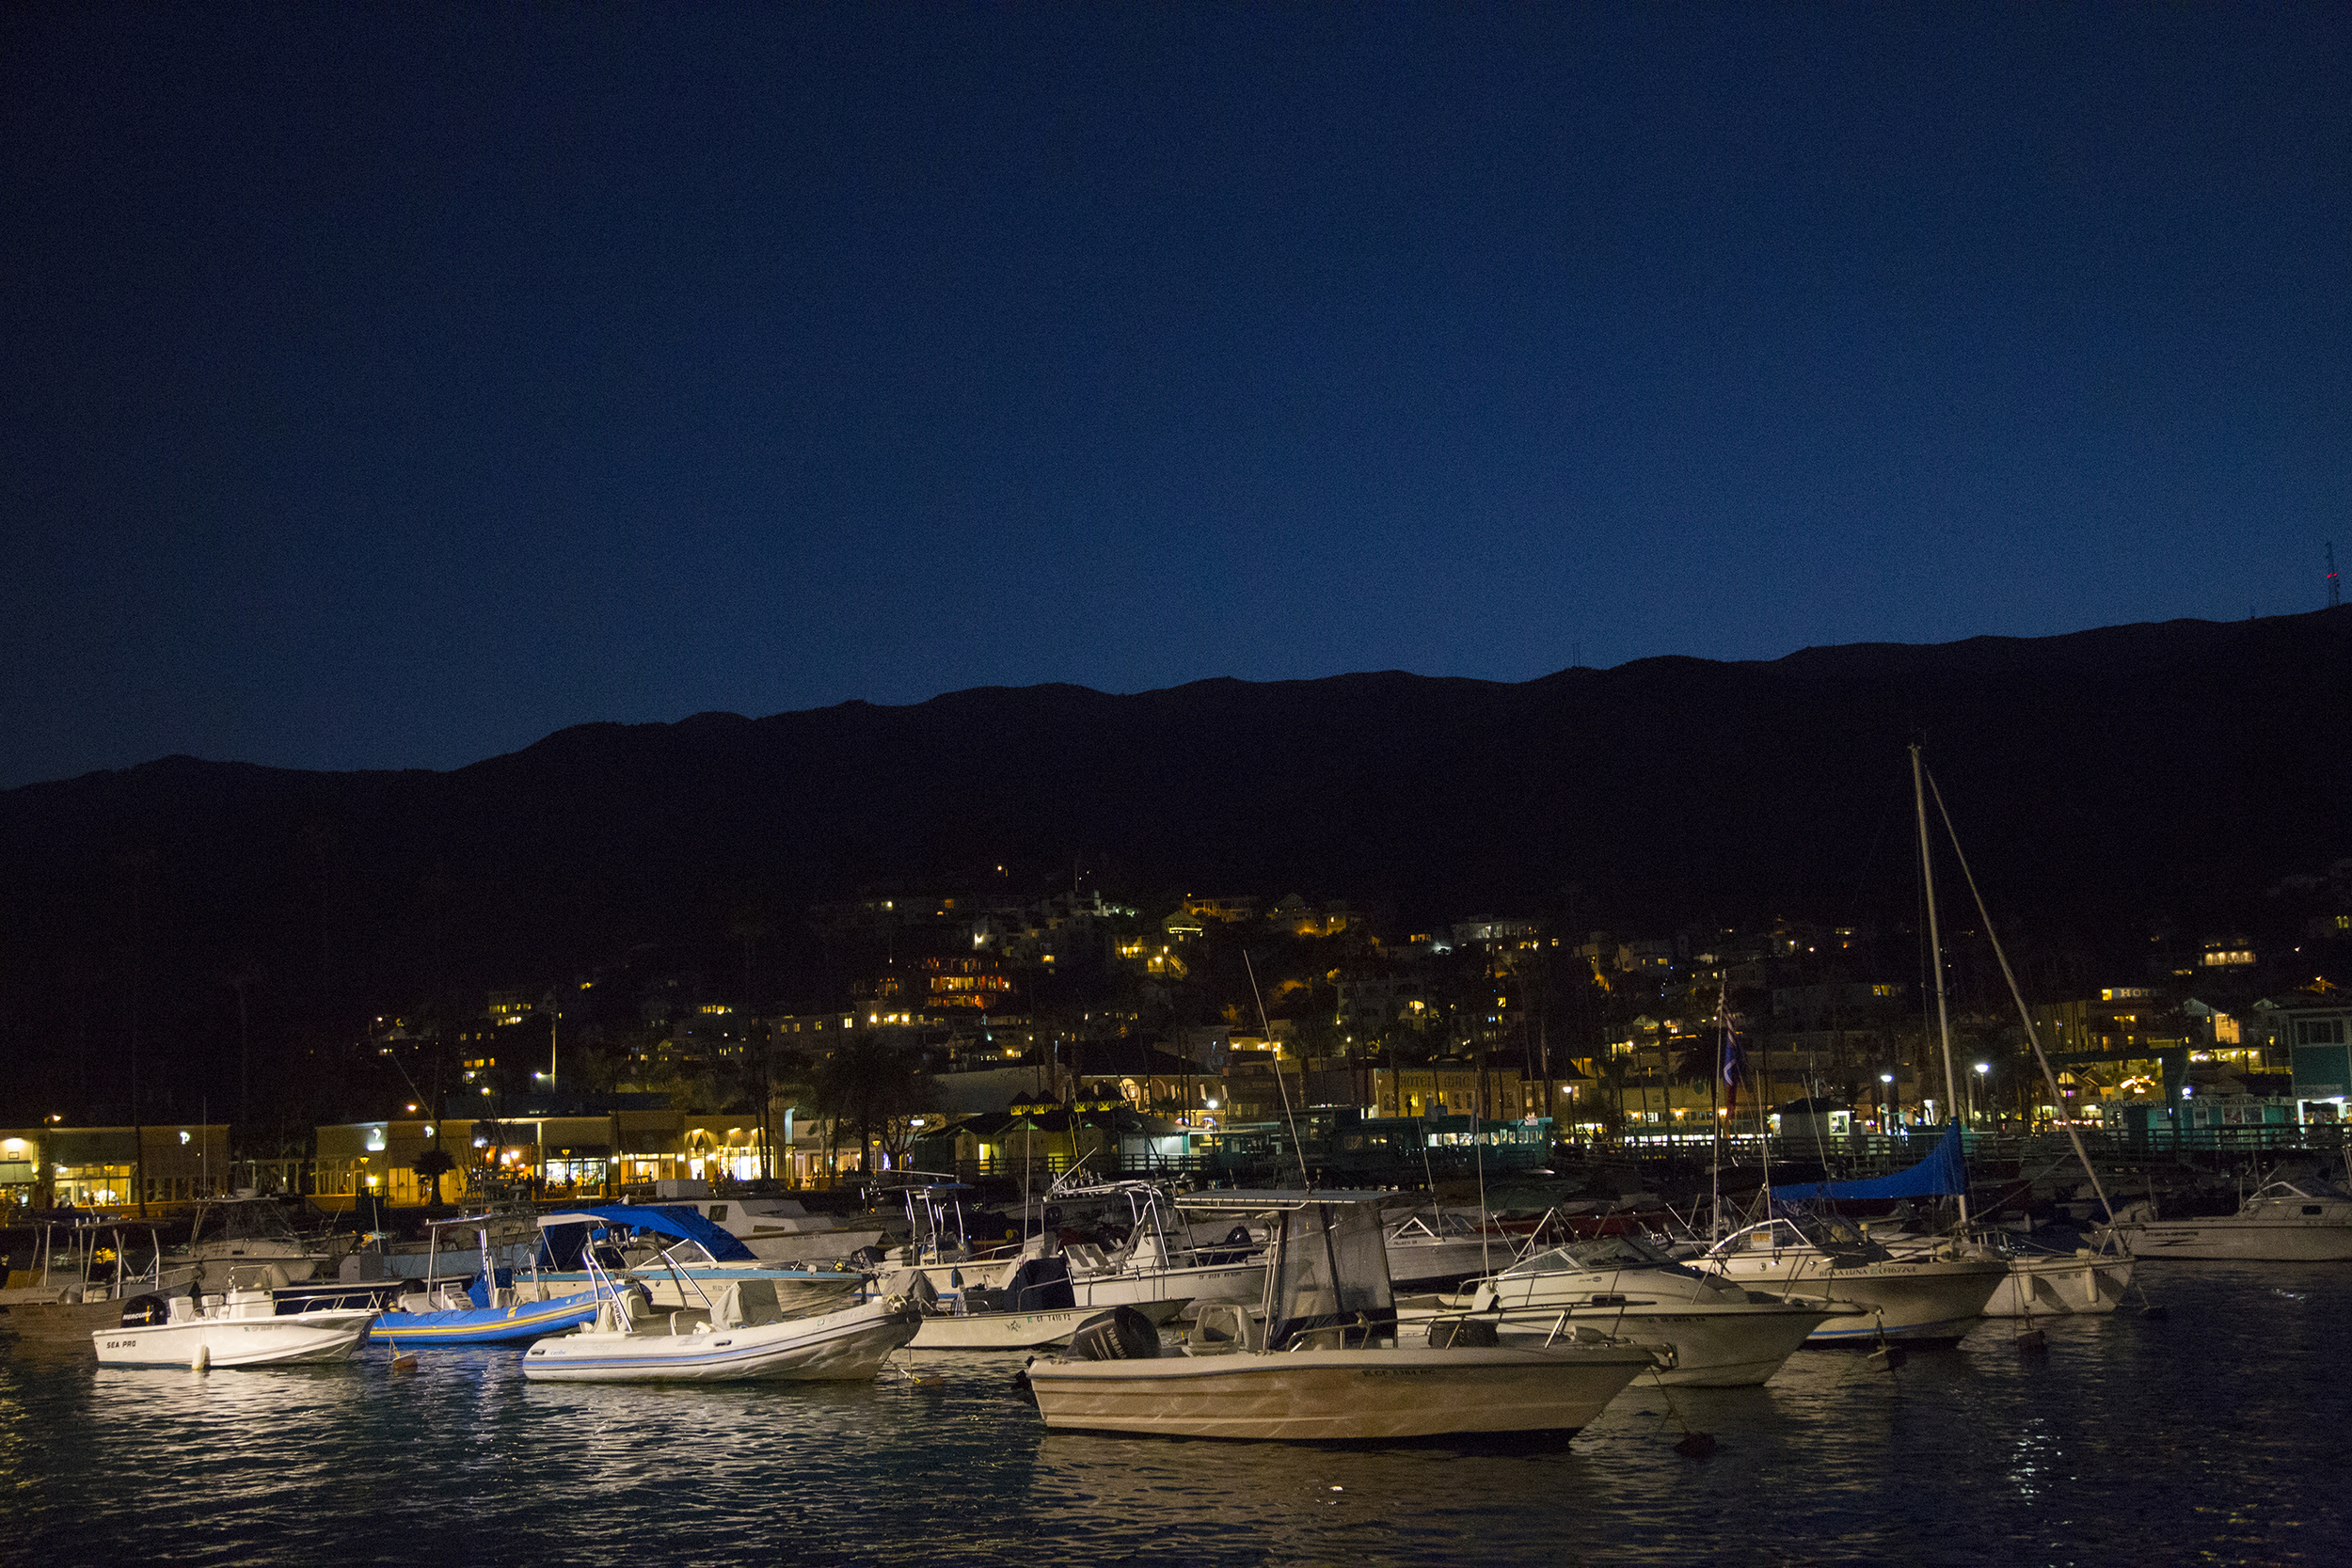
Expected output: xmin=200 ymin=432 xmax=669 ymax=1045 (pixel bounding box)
xmin=3 ymin=609 xmax=2345 ymax=1122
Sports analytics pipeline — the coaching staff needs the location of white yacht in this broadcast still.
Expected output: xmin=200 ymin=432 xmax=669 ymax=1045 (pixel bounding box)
xmin=1700 ymin=1213 xmax=2008 ymax=1346
xmin=2094 ymin=1177 xmax=2352 ymax=1261
xmin=1408 ymin=1231 xmax=1861 ymax=1386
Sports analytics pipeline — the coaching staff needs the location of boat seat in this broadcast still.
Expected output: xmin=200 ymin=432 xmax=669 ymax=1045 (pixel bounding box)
xmin=1186 ymin=1303 xmax=1261 ymax=1354
xmin=713 ymin=1280 xmax=783 ymax=1330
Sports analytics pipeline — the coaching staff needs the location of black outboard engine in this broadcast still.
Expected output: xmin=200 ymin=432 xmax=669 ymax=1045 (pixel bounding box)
xmin=1069 ymin=1306 xmax=1162 ymax=1361
xmin=119 ymin=1294 xmax=170 ymax=1327
xmin=849 ymin=1244 xmax=889 ymax=1270
xmin=1003 ymin=1255 xmax=1076 ymax=1312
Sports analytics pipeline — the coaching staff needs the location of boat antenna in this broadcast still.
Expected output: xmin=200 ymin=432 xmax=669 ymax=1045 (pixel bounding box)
xmin=1245 ymin=951 xmax=1312 ymax=1190
xmin=1911 ymin=745 xmax=1971 ymax=1231
xmin=1922 ymin=765 xmax=2117 ymax=1229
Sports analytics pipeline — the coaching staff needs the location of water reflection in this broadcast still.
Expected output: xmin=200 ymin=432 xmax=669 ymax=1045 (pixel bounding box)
xmin=4 ymin=1266 xmax=2348 ymax=1564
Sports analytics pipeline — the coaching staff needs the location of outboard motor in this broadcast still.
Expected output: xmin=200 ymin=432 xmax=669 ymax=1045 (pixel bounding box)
xmin=1069 ymin=1306 xmax=1161 ymax=1361
xmin=1003 ymin=1255 xmax=1076 ymax=1312
xmin=119 ymin=1294 xmax=170 ymax=1327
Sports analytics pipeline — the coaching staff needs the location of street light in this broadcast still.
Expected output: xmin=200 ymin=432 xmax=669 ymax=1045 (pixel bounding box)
xmin=1880 ymin=1072 xmax=1896 ymax=1134
xmin=1973 ymin=1062 xmax=1991 ymax=1128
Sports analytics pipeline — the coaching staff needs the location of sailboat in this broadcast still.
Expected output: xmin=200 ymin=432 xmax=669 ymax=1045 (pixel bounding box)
xmin=1894 ymin=744 xmax=2141 ymax=1315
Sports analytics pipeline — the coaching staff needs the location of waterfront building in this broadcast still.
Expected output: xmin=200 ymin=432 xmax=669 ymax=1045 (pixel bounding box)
xmin=0 ymin=1123 xmax=231 ymax=1212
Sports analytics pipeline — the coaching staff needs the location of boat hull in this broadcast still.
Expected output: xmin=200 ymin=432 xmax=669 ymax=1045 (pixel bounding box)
xmin=1405 ymin=1301 xmax=1843 ymax=1386
xmin=1983 ymin=1254 xmax=2134 ymax=1316
xmin=373 ymin=1291 xmax=606 ymax=1346
xmin=2105 ymin=1221 xmax=2352 ymax=1262
xmin=93 ymin=1311 xmax=376 ymax=1368
xmin=1707 ymin=1256 xmax=2007 ymax=1346
xmin=1028 ymin=1343 xmax=1654 ymax=1441
xmin=520 ymin=1299 xmax=920 ymax=1383
xmin=7 ymin=1295 xmax=149 ymax=1349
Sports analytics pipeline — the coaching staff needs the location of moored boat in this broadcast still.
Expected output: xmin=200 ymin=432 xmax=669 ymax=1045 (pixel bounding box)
xmin=2093 ymin=1178 xmax=2352 ymax=1262
xmin=1410 ymin=1231 xmax=1859 ymax=1385
xmin=92 ymin=1286 xmax=375 ymax=1368
xmin=371 ymin=1214 xmax=605 ymax=1347
xmin=1025 ymin=1192 xmax=1658 ymax=1442
xmin=1700 ymin=1212 xmax=2007 ymax=1346
xmin=519 ymin=1255 xmax=922 ymax=1383
xmin=532 ymin=1205 xmax=867 ymax=1312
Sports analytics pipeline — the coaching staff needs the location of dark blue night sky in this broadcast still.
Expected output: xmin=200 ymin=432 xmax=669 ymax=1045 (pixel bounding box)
xmin=4 ymin=7 xmax=2344 ymax=788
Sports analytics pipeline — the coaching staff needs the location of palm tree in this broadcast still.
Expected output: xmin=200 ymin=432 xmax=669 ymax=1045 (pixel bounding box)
xmin=809 ymin=1036 xmax=932 ymax=1180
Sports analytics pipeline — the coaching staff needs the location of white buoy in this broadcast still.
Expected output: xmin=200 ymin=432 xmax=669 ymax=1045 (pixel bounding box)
xmin=191 ymin=1343 xmax=211 ymax=1373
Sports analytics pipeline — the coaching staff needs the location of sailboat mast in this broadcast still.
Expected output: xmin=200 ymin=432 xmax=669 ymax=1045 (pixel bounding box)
xmin=1911 ymin=744 xmax=1971 ymax=1228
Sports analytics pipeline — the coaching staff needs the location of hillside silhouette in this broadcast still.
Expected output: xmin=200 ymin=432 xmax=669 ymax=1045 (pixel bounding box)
xmin=4 ymin=609 xmax=2345 ymax=1123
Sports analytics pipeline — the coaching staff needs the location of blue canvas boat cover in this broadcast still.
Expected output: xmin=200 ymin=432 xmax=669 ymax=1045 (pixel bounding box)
xmin=535 ymin=1204 xmax=758 ymax=1262
xmin=1775 ymin=1123 xmax=1969 ymax=1201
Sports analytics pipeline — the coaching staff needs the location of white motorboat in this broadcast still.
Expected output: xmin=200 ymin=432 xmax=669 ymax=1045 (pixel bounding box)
xmin=174 ymin=1195 xmax=336 ymax=1291
xmin=1877 ymin=1228 xmax=2137 ymax=1317
xmin=1025 ymin=1192 xmax=1658 ymax=1443
xmin=2093 ymin=1178 xmax=2352 ymax=1261
xmin=1700 ymin=1213 xmax=2007 ymax=1346
xmin=92 ymin=1286 xmax=375 ymax=1368
xmin=686 ymin=1196 xmax=886 ymax=1265
xmin=879 ymin=1179 xmax=1249 ymax=1345
xmin=1410 ymin=1232 xmax=1860 ymax=1386
xmin=520 ymin=1262 xmax=921 ymax=1383
xmin=910 ymin=1258 xmax=1189 ymax=1351
xmin=1016 ymin=1179 xmax=1265 ymax=1308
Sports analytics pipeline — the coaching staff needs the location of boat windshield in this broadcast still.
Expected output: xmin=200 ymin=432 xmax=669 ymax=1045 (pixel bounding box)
xmin=2256 ymin=1178 xmax=2352 ymax=1202
xmin=191 ymin=1198 xmax=302 ymax=1245
xmin=1501 ymin=1233 xmax=1680 ymax=1277
xmin=1716 ymin=1214 xmax=1890 ymax=1266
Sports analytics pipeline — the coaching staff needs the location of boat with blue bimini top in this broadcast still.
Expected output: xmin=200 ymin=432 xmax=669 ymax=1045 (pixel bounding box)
xmin=370 ymin=1214 xmax=604 ymax=1348
xmin=1024 ymin=1191 xmax=1660 ymax=1443
xmin=532 ymin=1205 xmax=869 ymax=1313
xmin=519 ymin=1237 xmax=923 ymax=1383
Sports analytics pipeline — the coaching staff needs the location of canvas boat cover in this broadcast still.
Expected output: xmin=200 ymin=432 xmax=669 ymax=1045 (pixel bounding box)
xmin=1774 ymin=1123 xmax=1969 ymax=1202
xmin=1264 ymin=1199 xmax=1396 ymax=1350
xmin=535 ymin=1204 xmax=758 ymax=1263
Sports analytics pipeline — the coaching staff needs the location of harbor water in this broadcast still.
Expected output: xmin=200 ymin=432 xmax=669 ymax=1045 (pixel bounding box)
xmin=5 ymin=1263 xmax=2344 ymax=1566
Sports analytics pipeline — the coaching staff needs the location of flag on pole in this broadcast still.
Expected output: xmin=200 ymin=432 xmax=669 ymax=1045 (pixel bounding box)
xmin=1720 ymin=1013 xmax=1744 ymax=1122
